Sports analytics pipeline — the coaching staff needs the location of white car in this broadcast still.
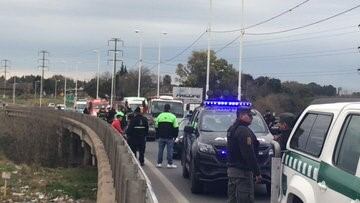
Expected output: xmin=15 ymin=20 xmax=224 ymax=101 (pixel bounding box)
xmin=55 ymin=104 xmax=66 ymax=110
xmin=48 ymin=103 xmax=55 ymax=108
xmin=279 ymin=102 xmax=360 ymax=203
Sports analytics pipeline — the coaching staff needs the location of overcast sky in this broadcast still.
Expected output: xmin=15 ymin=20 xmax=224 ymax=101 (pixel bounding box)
xmin=0 ymin=0 xmax=359 ymax=93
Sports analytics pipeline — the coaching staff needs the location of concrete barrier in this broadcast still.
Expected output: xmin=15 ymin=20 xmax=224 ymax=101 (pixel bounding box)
xmin=1 ymin=106 xmax=158 ymax=203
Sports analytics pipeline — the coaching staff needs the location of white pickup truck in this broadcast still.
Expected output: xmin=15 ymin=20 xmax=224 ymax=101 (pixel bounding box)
xmin=279 ymin=102 xmax=360 ymax=203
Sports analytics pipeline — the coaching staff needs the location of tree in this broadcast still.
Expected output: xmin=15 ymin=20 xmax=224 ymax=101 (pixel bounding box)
xmin=176 ymin=50 xmax=238 ymax=98
xmin=162 ymin=74 xmax=172 ymax=93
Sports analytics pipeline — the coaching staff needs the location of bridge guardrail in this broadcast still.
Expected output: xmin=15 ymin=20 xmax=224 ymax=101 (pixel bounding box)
xmin=1 ymin=106 xmax=158 ymax=203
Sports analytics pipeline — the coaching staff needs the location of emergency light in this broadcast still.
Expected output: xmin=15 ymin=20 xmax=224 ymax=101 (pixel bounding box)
xmin=204 ymin=100 xmax=252 ymax=108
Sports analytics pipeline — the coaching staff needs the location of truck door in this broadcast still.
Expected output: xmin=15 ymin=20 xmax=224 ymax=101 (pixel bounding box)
xmin=317 ymin=113 xmax=360 ymax=203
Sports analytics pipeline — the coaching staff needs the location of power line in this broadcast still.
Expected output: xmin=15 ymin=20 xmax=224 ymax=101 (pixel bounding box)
xmin=164 ymin=31 xmax=206 ymax=62
xmin=212 ymin=0 xmax=311 ymax=33
xmin=246 ymin=4 xmax=360 ymax=35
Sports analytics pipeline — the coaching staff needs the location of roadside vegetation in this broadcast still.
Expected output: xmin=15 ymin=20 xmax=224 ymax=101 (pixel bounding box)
xmin=0 ymin=152 xmax=97 ymax=202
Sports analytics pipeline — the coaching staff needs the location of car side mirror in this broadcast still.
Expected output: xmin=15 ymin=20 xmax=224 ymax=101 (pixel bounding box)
xmin=184 ymin=126 xmax=194 ymax=134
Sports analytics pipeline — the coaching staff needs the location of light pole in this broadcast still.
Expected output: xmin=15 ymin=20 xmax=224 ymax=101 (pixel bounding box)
xmin=205 ymin=0 xmax=212 ymax=99
xmin=61 ymin=61 xmax=67 ymax=106
xmin=93 ymin=50 xmax=100 ymax=99
xmin=74 ymin=61 xmax=81 ymax=104
xmin=54 ymin=79 xmax=59 ymax=99
xmin=157 ymin=32 xmax=168 ymax=97
xmin=135 ymin=30 xmax=143 ymax=97
xmin=238 ymin=0 xmax=245 ymax=100
xmin=34 ymin=80 xmax=40 ymax=101
xmin=12 ymin=76 xmax=16 ymax=104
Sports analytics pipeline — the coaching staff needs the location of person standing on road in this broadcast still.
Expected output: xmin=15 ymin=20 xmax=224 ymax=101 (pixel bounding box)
xmin=112 ymin=111 xmax=125 ymax=136
xmin=155 ymin=104 xmax=179 ymax=169
xmin=107 ymin=106 xmax=117 ymax=124
xmin=274 ymin=112 xmax=296 ymax=151
xmin=83 ymin=101 xmax=93 ymax=115
xmin=227 ymin=105 xmax=261 ymax=203
xmin=126 ymin=107 xmax=149 ymax=166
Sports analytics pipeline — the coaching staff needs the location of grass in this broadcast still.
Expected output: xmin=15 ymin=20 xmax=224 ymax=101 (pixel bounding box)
xmin=0 ymin=152 xmax=97 ymax=201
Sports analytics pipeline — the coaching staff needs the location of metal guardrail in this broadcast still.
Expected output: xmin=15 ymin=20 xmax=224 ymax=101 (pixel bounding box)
xmin=1 ymin=106 xmax=158 ymax=203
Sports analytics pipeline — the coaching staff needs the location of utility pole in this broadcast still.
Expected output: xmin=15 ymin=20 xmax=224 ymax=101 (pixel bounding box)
xmin=135 ymin=30 xmax=143 ymax=97
xmin=205 ymin=0 xmax=212 ymax=99
xmin=157 ymin=32 xmax=168 ymax=97
xmin=93 ymin=50 xmax=101 ymax=99
xmin=38 ymin=50 xmax=49 ymax=107
xmin=238 ymin=0 xmax=245 ymax=100
xmin=108 ymin=38 xmax=124 ymax=107
xmin=54 ymin=79 xmax=58 ymax=99
xmin=1 ymin=59 xmax=10 ymax=99
xmin=12 ymin=77 xmax=16 ymax=104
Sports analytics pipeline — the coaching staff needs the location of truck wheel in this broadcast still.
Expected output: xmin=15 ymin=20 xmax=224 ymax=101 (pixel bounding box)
xmin=182 ymin=151 xmax=189 ymax=178
xmin=190 ymin=159 xmax=203 ymax=194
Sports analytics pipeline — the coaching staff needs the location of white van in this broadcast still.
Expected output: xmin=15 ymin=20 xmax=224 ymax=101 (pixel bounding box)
xmin=124 ymin=97 xmax=147 ymax=111
xmin=279 ymin=102 xmax=360 ymax=203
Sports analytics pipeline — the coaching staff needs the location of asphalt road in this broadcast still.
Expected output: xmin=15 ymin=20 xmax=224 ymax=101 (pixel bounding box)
xmin=141 ymin=141 xmax=270 ymax=203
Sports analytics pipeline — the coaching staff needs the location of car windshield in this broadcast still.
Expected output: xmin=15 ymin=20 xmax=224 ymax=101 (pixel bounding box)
xmin=76 ymin=104 xmax=86 ymax=109
xmin=151 ymin=101 xmax=184 ymax=118
xmin=129 ymin=103 xmax=141 ymax=110
xmin=200 ymin=109 xmax=267 ymax=134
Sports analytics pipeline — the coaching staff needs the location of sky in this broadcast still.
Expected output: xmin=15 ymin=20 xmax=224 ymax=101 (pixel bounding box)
xmin=0 ymin=0 xmax=359 ymax=93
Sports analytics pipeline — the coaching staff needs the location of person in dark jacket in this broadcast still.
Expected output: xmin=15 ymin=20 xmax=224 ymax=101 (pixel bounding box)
xmin=227 ymin=106 xmax=262 ymax=203
xmin=263 ymin=109 xmax=275 ymax=128
xmin=126 ymin=107 xmax=149 ymax=166
xmin=106 ymin=106 xmax=117 ymax=124
xmin=83 ymin=101 xmax=93 ymax=114
xmin=276 ymin=112 xmax=296 ymax=151
xmin=155 ymin=104 xmax=179 ymax=168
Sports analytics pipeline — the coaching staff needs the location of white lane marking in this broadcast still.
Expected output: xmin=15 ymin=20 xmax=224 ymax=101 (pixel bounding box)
xmin=145 ymin=158 xmax=190 ymax=203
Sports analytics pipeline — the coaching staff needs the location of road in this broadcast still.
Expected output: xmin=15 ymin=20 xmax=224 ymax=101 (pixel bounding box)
xmin=142 ymin=141 xmax=270 ymax=203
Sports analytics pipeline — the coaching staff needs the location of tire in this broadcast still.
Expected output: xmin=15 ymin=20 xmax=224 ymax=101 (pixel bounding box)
xmin=182 ymin=151 xmax=189 ymax=178
xmin=190 ymin=158 xmax=203 ymax=194
xmin=266 ymin=183 xmax=271 ymax=196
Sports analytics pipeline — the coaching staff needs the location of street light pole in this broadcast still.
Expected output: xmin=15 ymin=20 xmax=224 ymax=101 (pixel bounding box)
xmin=93 ymin=50 xmax=100 ymax=99
xmin=75 ymin=62 xmax=79 ymax=103
xmin=12 ymin=76 xmax=16 ymax=104
xmin=61 ymin=61 xmax=67 ymax=107
xmin=205 ymin=0 xmax=212 ymax=99
xmin=135 ymin=30 xmax=143 ymax=97
xmin=157 ymin=32 xmax=168 ymax=97
xmin=238 ymin=0 xmax=245 ymax=100
xmin=54 ymin=79 xmax=58 ymax=99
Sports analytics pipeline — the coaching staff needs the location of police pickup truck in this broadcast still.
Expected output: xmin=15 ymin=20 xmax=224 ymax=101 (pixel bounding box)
xmin=279 ymin=102 xmax=360 ymax=203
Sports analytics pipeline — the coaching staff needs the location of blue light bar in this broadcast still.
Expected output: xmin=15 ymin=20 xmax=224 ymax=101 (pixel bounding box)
xmin=204 ymin=100 xmax=252 ymax=108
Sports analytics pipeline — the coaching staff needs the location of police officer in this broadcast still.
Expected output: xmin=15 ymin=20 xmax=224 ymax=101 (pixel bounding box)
xmin=276 ymin=112 xmax=296 ymax=151
xmin=126 ymin=107 xmax=149 ymax=166
xmin=227 ymin=105 xmax=261 ymax=203
xmin=155 ymin=104 xmax=178 ymax=168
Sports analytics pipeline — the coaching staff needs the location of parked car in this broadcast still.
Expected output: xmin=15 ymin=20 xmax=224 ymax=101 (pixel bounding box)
xmin=55 ymin=104 xmax=66 ymax=110
xmin=48 ymin=103 xmax=55 ymax=108
xmin=182 ymin=100 xmax=274 ymax=194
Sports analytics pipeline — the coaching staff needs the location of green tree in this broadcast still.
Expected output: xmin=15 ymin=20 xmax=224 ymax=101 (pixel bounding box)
xmin=176 ymin=50 xmax=238 ymax=98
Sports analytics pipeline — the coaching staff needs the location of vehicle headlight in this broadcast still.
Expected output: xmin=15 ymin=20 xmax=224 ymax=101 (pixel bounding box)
xmin=198 ymin=142 xmax=215 ymax=154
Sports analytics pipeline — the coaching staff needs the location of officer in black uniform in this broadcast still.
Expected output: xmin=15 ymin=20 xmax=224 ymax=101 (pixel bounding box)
xmin=126 ymin=107 xmax=149 ymax=166
xmin=227 ymin=105 xmax=262 ymax=203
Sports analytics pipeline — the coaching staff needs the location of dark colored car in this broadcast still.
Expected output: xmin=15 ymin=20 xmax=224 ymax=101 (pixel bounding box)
xmin=182 ymin=105 xmax=274 ymax=194
xmin=173 ymin=118 xmax=189 ymax=159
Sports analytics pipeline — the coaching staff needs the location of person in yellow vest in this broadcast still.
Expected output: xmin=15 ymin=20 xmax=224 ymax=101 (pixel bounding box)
xmin=155 ymin=104 xmax=179 ymax=168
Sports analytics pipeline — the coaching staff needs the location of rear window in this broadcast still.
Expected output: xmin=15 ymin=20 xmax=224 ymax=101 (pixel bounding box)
xmin=290 ymin=113 xmax=332 ymax=157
